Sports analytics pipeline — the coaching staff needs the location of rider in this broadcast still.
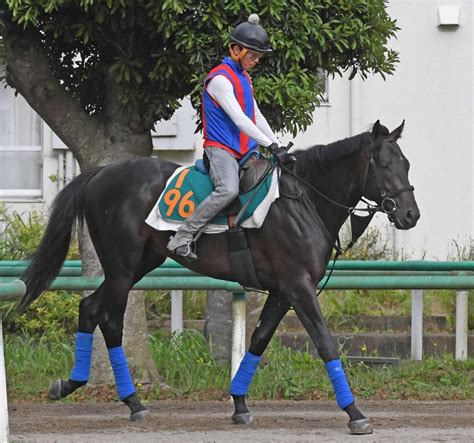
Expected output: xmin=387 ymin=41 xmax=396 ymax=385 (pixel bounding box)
xmin=167 ymin=13 xmax=295 ymax=260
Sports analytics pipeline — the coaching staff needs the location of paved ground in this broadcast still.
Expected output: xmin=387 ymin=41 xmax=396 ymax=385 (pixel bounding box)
xmin=8 ymin=400 xmax=474 ymax=442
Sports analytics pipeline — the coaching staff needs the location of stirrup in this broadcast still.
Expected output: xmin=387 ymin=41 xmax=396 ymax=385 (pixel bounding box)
xmin=172 ymin=243 xmax=198 ymax=260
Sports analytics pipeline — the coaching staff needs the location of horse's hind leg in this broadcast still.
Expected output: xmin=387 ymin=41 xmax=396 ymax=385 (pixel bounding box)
xmin=47 ymin=283 xmax=106 ymax=400
xmin=98 ymin=248 xmax=167 ymax=421
xmin=48 ymin=241 xmax=166 ymax=417
xmin=93 ymin=243 xmax=167 ymax=421
xmin=231 ymin=293 xmax=291 ymax=424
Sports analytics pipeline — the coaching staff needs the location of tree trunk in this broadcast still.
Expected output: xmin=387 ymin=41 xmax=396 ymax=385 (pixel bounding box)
xmin=204 ymin=290 xmax=233 ymax=363
xmin=2 ymin=18 xmax=161 ymax=389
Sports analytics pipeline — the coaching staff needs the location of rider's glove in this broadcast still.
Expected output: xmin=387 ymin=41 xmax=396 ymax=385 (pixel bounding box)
xmin=268 ymin=143 xmax=296 ymax=165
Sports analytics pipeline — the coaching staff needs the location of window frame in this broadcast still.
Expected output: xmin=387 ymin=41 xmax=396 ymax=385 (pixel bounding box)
xmin=0 ymin=145 xmax=43 ymax=199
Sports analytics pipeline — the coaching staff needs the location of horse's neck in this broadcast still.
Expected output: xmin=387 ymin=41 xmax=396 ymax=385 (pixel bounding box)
xmin=301 ymin=148 xmax=369 ymax=239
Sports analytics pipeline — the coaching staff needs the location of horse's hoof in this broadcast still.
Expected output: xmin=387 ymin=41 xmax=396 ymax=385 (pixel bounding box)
xmin=130 ymin=408 xmax=149 ymax=422
xmin=47 ymin=379 xmax=63 ymax=400
xmin=231 ymin=412 xmax=253 ymax=425
xmin=348 ymin=418 xmax=373 ymax=435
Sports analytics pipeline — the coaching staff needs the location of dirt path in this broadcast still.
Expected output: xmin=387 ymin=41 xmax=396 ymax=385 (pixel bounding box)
xmin=9 ymin=400 xmax=474 ymax=442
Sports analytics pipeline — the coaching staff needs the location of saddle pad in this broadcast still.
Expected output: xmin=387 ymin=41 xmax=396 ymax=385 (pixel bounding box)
xmin=145 ymin=165 xmax=279 ymax=234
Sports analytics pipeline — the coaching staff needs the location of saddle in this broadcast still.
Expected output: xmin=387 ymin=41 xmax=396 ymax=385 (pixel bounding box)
xmin=238 ymin=154 xmax=273 ymax=193
xmin=195 ymin=152 xmax=273 ymax=194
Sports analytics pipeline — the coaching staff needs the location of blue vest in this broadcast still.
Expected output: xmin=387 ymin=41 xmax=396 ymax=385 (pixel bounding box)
xmin=202 ymin=57 xmax=258 ymax=158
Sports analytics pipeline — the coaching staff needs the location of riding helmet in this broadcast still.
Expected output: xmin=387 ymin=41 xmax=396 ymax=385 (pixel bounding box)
xmin=229 ymin=14 xmax=273 ymax=53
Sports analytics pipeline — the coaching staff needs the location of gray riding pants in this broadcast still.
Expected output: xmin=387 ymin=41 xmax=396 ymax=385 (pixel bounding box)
xmin=167 ymin=147 xmax=239 ymax=250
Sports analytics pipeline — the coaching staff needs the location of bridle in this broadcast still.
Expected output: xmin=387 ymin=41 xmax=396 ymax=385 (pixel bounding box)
xmin=278 ymin=139 xmax=415 ymax=296
xmin=280 ymin=140 xmax=415 ymax=222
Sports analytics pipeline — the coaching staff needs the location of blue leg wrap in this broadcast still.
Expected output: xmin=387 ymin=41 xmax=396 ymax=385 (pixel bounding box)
xmin=230 ymin=352 xmax=261 ymax=396
xmin=108 ymin=346 xmax=136 ymax=400
xmin=325 ymin=359 xmax=354 ymax=409
xmin=70 ymin=332 xmax=94 ymax=382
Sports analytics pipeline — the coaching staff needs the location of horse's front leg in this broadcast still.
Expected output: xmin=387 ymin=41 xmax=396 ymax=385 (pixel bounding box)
xmin=231 ymin=293 xmax=291 ymax=424
xmin=286 ymin=278 xmax=373 ymax=435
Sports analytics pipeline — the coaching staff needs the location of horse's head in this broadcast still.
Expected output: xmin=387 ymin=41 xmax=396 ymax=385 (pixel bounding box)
xmin=363 ymin=120 xmax=420 ymax=230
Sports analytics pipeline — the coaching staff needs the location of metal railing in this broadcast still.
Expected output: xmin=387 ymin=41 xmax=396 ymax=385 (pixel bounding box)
xmin=0 ymin=260 xmax=472 ymax=365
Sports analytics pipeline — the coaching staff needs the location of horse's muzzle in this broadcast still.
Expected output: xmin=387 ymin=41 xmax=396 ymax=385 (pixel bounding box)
xmin=393 ymin=205 xmax=420 ymax=229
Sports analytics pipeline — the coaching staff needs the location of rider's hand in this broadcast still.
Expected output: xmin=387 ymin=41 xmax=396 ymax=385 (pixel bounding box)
xmin=268 ymin=143 xmax=296 ymax=165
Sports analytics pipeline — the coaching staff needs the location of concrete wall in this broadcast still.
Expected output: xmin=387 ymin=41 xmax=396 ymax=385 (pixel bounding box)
xmin=2 ymin=0 xmax=472 ymax=260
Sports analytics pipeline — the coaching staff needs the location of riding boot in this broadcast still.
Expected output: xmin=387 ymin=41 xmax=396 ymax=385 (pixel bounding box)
xmin=167 ymin=233 xmax=198 ymax=260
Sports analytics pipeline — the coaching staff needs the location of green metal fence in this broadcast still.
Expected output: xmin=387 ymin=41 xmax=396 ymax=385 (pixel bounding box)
xmin=0 ymin=260 xmax=472 ymax=362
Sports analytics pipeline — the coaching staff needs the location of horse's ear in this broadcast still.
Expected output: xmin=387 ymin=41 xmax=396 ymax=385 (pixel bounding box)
xmin=390 ymin=120 xmax=405 ymax=141
xmin=371 ymin=120 xmax=382 ymax=138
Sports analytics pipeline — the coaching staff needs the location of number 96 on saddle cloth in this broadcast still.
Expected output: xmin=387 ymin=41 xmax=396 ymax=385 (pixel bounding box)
xmin=144 ymin=163 xmax=280 ymax=234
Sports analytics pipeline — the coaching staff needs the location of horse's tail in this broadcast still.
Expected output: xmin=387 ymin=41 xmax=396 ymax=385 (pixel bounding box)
xmin=18 ymin=167 xmax=104 ymax=312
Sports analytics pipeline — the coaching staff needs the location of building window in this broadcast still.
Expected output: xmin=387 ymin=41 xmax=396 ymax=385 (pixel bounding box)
xmin=318 ymin=69 xmax=329 ymax=104
xmin=0 ymin=84 xmax=42 ymax=198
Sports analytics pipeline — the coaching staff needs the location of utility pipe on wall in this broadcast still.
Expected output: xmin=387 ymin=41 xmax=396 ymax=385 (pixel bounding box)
xmin=350 ymin=75 xmax=361 ymax=136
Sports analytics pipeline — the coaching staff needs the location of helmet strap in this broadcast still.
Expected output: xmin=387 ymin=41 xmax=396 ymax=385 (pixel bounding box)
xmin=229 ymin=44 xmax=248 ymax=66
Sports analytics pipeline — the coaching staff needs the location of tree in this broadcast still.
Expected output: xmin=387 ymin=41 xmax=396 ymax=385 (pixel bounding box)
xmin=0 ymin=0 xmax=399 ymax=377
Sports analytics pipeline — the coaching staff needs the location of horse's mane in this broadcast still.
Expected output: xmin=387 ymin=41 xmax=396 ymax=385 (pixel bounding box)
xmin=294 ymin=132 xmax=372 ymax=174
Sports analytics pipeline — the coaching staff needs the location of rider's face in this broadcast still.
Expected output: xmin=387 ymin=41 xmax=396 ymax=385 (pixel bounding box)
xmin=231 ymin=46 xmax=263 ymax=71
xmin=242 ymin=50 xmax=263 ymax=70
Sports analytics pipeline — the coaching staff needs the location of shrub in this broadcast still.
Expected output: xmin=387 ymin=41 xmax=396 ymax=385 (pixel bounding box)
xmin=0 ymin=203 xmax=80 ymax=260
xmin=2 ymin=291 xmax=81 ymax=341
xmin=339 ymin=225 xmax=394 ymax=261
xmin=0 ymin=204 xmax=46 ymax=260
xmin=0 ymin=203 xmax=81 ymax=339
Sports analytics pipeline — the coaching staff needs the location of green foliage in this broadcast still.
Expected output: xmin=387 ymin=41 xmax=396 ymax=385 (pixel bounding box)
xmin=149 ymin=330 xmax=229 ymax=396
xmin=5 ymin=334 xmax=75 ymax=399
xmin=0 ymin=203 xmax=80 ymax=260
xmin=0 ymin=203 xmax=46 ymax=260
xmin=340 ymin=225 xmax=394 ymax=261
xmin=6 ymin=291 xmax=81 ymax=340
xmin=4 ymin=0 xmax=399 ymax=134
xmin=0 ymin=204 xmax=81 ymax=340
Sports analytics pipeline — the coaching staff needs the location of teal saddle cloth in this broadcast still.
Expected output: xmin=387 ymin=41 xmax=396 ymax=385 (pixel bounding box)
xmin=158 ymin=165 xmax=274 ymax=225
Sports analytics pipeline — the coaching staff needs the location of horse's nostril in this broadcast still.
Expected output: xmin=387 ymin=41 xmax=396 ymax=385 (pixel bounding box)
xmin=406 ymin=209 xmax=420 ymax=223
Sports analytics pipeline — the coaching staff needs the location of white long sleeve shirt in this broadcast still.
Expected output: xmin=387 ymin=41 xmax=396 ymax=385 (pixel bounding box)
xmin=206 ymin=75 xmax=281 ymax=148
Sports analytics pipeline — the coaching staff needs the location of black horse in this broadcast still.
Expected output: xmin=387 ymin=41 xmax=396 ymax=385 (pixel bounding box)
xmin=19 ymin=120 xmax=419 ymax=434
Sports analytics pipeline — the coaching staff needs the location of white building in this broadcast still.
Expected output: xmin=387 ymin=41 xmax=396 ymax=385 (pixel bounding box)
xmin=1 ymin=0 xmax=472 ymax=260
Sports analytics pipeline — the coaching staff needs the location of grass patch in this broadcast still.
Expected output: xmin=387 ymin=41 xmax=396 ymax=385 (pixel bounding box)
xmin=5 ymin=335 xmax=75 ymax=400
xmin=5 ymin=331 xmax=474 ymax=402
